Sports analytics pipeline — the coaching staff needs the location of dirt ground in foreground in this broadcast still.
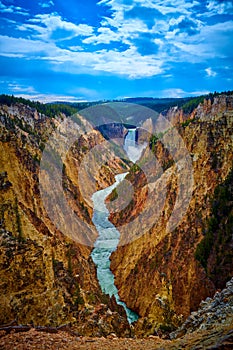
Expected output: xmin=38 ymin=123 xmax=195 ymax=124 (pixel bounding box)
xmin=0 ymin=323 xmax=233 ymax=350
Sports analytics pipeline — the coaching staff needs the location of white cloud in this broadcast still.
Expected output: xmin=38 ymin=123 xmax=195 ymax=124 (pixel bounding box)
xmin=206 ymin=1 xmax=233 ymax=15
xmin=2 ymin=11 xmax=232 ymax=79
xmin=13 ymin=94 xmax=87 ymax=103
xmin=68 ymin=45 xmax=84 ymax=52
xmin=92 ymin=47 xmax=164 ymax=78
xmin=83 ymin=18 xmax=148 ymax=45
xmin=8 ymin=83 xmax=36 ymax=93
xmin=168 ymin=15 xmax=203 ymax=33
xmin=0 ymin=4 xmax=13 ymax=13
xmin=159 ymin=88 xmax=210 ymax=98
xmin=0 ymin=1 xmax=28 ymax=16
xmin=18 ymin=13 xmax=94 ymax=41
xmin=160 ymin=88 xmax=186 ymax=98
xmin=0 ymin=34 xmax=164 ymax=78
xmin=98 ymin=0 xmax=133 ymax=13
xmin=141 ymin=0 xmax=195 ymax=15
xmin=205 ymin=67 xmax=217 ymax=77
xmin=83 ymin=27 xmax=121 ymax=45
xmin=39 ymin=1 xmax=54 ymax=8
xmin=36 ymin=14 xmax=94 ymax=36
xmin=0 ymin=35 xmax=57 ymax=55
xmin=0 ymin=53 xmax=25 ymax=58
xmin=190 ymin=90 xmax=211 ymax=95
xmin=49 ymin=46 xmax=164 ymax=78
xmin=172 ymin=41 xmax=213 ymax=61
xmin=95 ymin=1 xmax=152 ymax=47
xmin=98 ymin=0 xmax=197 ymax=15
xmin=169 ymin=20 xmax=233 ymax=63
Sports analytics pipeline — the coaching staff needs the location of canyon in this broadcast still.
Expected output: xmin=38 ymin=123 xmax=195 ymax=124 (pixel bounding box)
xmin=0 ymin=93 xmax=232 ymax=347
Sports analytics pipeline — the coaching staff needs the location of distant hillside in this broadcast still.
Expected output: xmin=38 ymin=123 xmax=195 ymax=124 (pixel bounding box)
xmin=49 ymin=90 xmax=233 ymax=127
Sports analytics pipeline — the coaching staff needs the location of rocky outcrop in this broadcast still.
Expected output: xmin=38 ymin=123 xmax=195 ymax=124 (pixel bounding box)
xmin=194 ymin=95 xmax=233 ymax=120
xmin=75 ymin=302 xmax=131 ymax=337
xmin=96 ymin=123 xmax=128 ymax=141
xmin=170 ymin=277 xmax=233 ymax=339
xmin=109 ymin=94 xmax=233 ymax=335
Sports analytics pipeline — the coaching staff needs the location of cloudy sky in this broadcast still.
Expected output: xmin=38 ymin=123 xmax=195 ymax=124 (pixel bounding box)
xmin=0 ymin=0 xmax=233 ymax=102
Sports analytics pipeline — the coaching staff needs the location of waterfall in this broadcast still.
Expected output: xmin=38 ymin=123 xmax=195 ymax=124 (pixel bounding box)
xmin=125 ymin=128 xmax=136 ymax=144
xmin=124 ymin=128 xmax=146 ymax=163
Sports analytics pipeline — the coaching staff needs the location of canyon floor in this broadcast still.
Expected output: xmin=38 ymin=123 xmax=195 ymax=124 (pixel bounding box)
xmin=0 ymin=322 xmax=233 ymax=350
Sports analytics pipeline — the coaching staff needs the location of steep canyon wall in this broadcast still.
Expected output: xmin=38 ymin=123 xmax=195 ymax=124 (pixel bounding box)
xmin=0 ymin=102 xmax=131 ymax=336
xmin=109 ymin=95 xmax=233 ymax=334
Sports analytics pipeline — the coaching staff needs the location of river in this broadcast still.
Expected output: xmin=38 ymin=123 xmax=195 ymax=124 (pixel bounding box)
xmin=91 ymin=128 xmax=145 ymax=324
xmin=91 ymin=173 xmax=138 ymax=323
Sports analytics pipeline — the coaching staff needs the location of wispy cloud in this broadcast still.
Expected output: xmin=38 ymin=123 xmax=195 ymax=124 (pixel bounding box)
xmin=39 ymin=1 xmax=54 ymax=8
xmin=0 ymin=80 xmax=92 ymax=102
xmin=92 ymin=47 xmax=164 ymax=78
xmin=138 ymin=0 xmax=197 ymax=15
xmin=205 ymin=67 xmax=217 ymax=77
xmin=167 ymin=20 xmax=233 ymax=64
xmin=0 ymin=34 xmax=57 ymax=55
xmin=83 ymin=27 xmax=121 ymax=45
xmin=83 ymin=18 xmax=149 ymax=46
xmin=8 ymin=83 xmax=36 ymax=93
xmin=160 ymin=88 xmax=187 ymax=98
xmin=159 ymin=88 xmax=210 ymax=98
xmin=98 ymin=0 xmax=196 ymax=15
xmin=17 ymin=13 xmax=94 ymax=41
xmin=0 ymin=1 xmax=29 ymax=16
xmin=0 ymin=34 xmax=164 ymax=78
xmin=13 ymin=93 xmax=88 ymax=103
xmin=206 ymin=0 xmax=233 ymax=16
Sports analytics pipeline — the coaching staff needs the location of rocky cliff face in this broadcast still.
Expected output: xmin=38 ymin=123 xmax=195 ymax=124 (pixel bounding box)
xmin=109 ymin=95 xmax=233 ymax=335
xmin=0 ymin=102 xmax=131 ymax=336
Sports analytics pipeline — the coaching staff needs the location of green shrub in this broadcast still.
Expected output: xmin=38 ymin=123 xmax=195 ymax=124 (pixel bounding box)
xmin=195 ymin=169 xmax=233 ymax=270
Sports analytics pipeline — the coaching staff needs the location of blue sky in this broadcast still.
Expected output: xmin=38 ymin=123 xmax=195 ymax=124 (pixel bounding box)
xmin=0 ymin=0 xmax=233 ymax=102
